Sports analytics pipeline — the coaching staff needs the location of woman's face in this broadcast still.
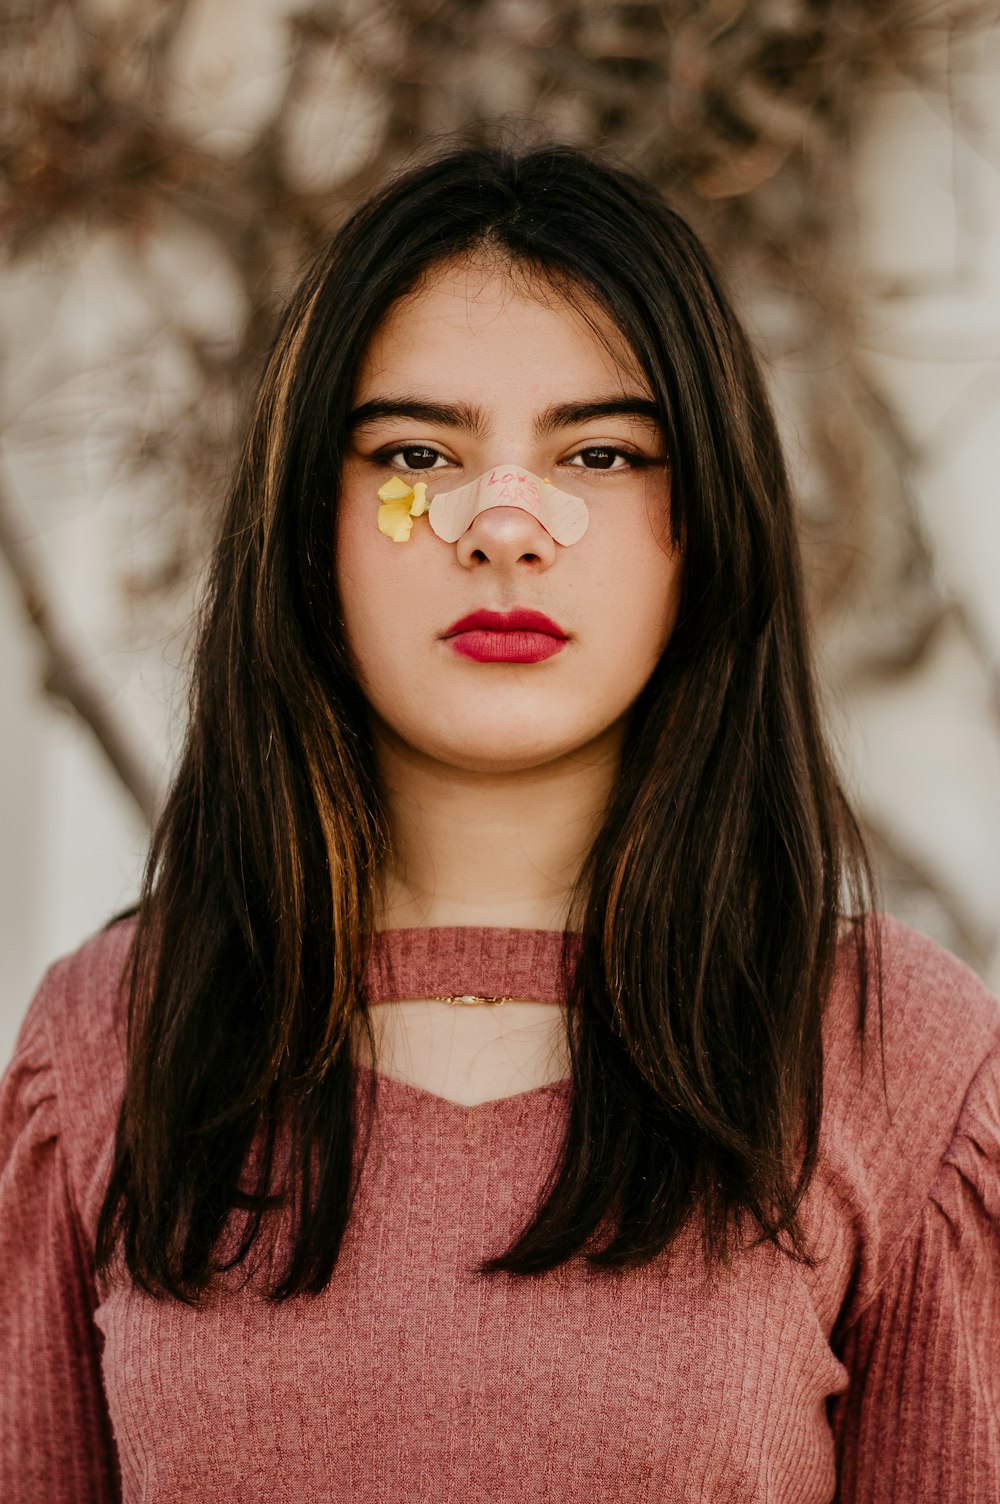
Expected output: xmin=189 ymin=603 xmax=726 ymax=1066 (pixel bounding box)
xmin=335 ymin=255 xmax=682 ymax=774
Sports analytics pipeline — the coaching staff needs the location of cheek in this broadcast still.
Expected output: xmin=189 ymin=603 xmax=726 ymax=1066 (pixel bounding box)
xmin=335 ymin=504 xmax=435 ymax=674
xmin=586 ymin=502 xmax=681 ymax=652
xmin=335 ymin=500 xmax=389 ymax=666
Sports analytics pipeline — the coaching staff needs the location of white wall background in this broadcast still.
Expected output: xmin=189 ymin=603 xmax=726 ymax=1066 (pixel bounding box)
xmin=839 ymin=34 xmax=1000 ymax=979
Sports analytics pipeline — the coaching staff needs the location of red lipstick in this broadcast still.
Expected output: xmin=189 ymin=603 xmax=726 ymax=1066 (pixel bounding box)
xmin=443 ymin=608 xmax=568 ymax=664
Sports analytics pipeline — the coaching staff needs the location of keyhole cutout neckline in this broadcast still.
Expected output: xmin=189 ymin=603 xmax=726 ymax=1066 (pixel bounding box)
xmin=359 ymin=924 xmax=580 ymax=1112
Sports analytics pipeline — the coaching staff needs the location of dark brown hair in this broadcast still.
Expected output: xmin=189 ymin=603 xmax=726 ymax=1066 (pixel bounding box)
xmin=96 ymin=143 xmax=881 ymax=1301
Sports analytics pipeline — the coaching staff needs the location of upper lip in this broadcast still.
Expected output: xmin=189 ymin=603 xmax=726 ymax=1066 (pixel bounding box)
xmin=443 ymin=608 xmax=568 ymax=638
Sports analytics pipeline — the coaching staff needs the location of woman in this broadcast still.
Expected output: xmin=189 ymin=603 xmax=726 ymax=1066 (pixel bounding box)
xmin=1 ymin=144 xmax=997 ymax=1502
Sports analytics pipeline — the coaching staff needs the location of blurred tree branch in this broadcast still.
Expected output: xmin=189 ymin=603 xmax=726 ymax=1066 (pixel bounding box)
xmin=0 ymin=466 xmax=158 ymax=821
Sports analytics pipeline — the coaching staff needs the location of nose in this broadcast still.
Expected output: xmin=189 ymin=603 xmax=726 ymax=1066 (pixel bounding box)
xmin=454 ymin=505 xmax=558 ymax=571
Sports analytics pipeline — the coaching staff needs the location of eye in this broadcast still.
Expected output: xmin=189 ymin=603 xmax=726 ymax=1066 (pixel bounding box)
xmin=380 ymin=444 xmax=451 ymax=471
xmin=565 ymin=446 xmax=639 ymax=471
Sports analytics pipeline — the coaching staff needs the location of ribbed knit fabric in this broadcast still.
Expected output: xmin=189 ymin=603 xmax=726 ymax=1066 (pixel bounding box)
xmin=362 ymin=923 xmax=577 ymax=1005
xmin=1 ymin=916 xmax=998 ymax=1503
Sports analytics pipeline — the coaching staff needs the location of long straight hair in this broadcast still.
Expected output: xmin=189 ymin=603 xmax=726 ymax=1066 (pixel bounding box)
xmin=96 ymin=143 xmax=881 ymax=1301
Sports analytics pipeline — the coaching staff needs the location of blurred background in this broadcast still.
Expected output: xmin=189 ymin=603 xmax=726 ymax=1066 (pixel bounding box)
xmin=2 ymin=0 xmax=1000 ymax=1064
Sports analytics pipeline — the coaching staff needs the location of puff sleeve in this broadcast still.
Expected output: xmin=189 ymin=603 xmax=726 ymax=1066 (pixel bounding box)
xmin=0 ymin=992 xmax=121 ymax=1502
xmin=829 ymin=1047 xmax=1000 ymax=1502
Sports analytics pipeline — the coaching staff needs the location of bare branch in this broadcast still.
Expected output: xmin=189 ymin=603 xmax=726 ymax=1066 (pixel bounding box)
xmin=0 ymin=466 xmax=158 ymax=823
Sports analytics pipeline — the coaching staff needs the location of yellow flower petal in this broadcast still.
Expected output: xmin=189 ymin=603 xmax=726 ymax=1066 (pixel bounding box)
xmin=377 ymin=476 xmax=415 ymax=503
xmin=376 ymin=476 xmax=432 ymax=537
xmin=378 ymin=502 xmax=413 ymax=542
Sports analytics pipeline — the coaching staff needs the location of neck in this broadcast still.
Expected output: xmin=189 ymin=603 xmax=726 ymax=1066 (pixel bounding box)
xmin=372 ymin=721 xmax=623 ymax=932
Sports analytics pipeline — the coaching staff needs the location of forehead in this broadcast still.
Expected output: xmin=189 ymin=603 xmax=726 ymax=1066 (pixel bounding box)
xmin=355 ymin=254 xmax=648 ymax=398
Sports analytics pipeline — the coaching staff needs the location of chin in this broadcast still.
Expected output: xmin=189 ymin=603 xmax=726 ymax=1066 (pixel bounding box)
xmin=410 ymin=715 xmax=590 ymax=773
xmin=429 ymin=735 xmax=576 ymax=775
xmin=373 ymin=692 xmax=615 ymax=773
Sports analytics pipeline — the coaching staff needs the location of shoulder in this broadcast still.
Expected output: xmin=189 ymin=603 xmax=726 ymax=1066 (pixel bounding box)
xmin=808 ymin=912 xmax=1000 ymax=1324
xmin=26 ymin=913 xmax=136 ymax=1083
xmin=5 ymin=915 xmax=136 ymax=1233
xmin=825 ymin=911 xmax=1000 ymax=1135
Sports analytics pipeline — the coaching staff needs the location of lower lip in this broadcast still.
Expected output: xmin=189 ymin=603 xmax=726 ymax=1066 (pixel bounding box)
xmin=447 ymin=630 xmax=567 ymax=663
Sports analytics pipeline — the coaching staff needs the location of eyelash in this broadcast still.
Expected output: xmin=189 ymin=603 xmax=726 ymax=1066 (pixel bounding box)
xmin=372 ymin=444 xmax=653 ymax=474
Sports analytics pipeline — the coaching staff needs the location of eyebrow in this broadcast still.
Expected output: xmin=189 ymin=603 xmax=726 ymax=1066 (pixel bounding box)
xmin=347 ymin=395 xmax=662 ymax=436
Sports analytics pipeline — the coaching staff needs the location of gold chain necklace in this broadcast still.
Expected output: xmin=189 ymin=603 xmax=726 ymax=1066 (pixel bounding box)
xmin=432 ymin=993 xmax=514 ymax=1007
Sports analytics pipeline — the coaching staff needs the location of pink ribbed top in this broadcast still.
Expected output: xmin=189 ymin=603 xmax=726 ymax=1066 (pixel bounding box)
xmin=2 ymin=916 xmax=999 ymax=1502
xmin=362 ymin=922 xmax=577 ymax=1005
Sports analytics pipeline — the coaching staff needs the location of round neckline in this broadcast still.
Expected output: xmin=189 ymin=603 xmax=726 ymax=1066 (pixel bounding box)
xmin=369 ymin=922 xmax=582 ymax=940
